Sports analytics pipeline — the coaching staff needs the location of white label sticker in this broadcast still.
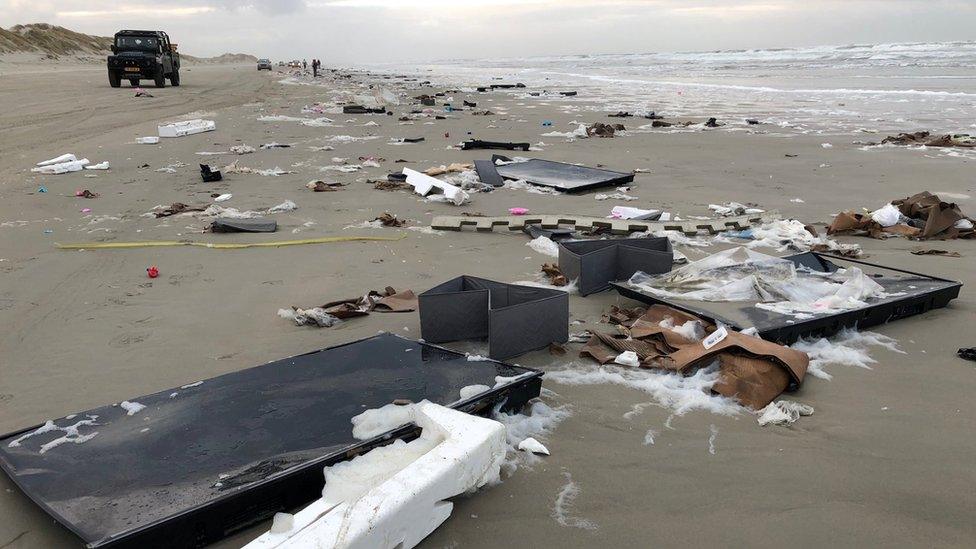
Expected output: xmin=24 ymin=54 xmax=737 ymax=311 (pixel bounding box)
xmin=702 ymin=325 xmax=728 ymax=350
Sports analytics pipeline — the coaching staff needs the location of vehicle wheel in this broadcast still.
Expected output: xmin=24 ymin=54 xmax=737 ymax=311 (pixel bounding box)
xmin=170 ymin=69 xmax=180 ymax=87
xmin=154 ymin=68 xmax=166 ymax=88
xmin=129 ymin=79 xmax=139 ymax=87
xmin=108 ymin=70 xmax=121 ymax=88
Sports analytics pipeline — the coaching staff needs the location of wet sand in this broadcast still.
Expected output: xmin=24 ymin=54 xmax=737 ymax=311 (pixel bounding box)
xmin=0 ymin=64 xmax=974 ymax=548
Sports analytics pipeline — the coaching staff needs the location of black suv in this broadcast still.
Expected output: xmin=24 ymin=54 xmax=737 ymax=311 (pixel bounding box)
xmin=107 ymin=30 xmax=180 ymax=88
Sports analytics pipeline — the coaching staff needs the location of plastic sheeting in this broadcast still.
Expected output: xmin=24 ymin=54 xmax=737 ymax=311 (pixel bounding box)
xmin=614 ymin=250 xmax=961 ymax=344
xmin=626 ymin=247 xmax=885 ymax=317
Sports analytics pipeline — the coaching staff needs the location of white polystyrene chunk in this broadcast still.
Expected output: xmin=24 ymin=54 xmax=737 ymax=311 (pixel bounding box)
xmin=403 ymin=168 xmax=434 ymax=196
xmin=31 ymin=158 xmax=89 ymax=174
xmin=517 ymin=437 xmax=550 ymax=455
xmin=610 ymin=206 xmax=659 ymax=220
xmin=158 ymin=119 xmax=216 ymax=138
xmin=136 ymin=136 xmax=160 ymax=144
xmin=613 ymin=351 xmax=640 ymax=367
xmin=402 ymin=168 xmax=469 ymax=205
xmin=36 ymin=153 xmax=76 ymax=166
xmin=870 ymin=203 xmax=901 ymax=227
xmin=245 ymin=402 xmax=505 ymax=549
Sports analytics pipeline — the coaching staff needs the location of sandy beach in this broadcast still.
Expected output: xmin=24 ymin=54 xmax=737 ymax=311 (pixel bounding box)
xmin=1 ymin=62 xmax=974 ymax=549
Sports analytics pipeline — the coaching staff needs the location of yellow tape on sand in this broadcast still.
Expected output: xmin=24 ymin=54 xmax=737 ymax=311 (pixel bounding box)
xmin=55 ymin=234 xmax=406 ymax=250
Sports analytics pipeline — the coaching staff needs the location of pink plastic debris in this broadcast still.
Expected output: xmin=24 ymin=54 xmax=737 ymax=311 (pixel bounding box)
xmin=509 ymin=207 xmax=529 ymax=215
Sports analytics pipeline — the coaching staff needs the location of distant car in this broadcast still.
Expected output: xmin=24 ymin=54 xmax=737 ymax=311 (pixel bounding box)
xmin=257 ymin=59 xmax=272 ymax=71
xmin=107 ymin=29 xmax=180 ymax=88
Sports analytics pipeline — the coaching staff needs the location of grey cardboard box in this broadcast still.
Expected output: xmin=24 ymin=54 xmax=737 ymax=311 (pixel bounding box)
xmin=558 ymin=237 xmax=672 ymax=296
xmin=419 ymin=275 xmax=569 ymax=360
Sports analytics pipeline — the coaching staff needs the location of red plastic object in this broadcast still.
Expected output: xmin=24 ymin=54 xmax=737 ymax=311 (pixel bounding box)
xmin=147 ymin=266 xmax=159 ymax=278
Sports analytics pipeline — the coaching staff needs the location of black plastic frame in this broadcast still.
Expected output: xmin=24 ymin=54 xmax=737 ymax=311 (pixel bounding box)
xmin=493 ymin=159 xmax=635 ymax=193
xmin=612 ymin=252 xmax=962 ymax=345
xmin=0 ymin=334 xmax=542 ymax=549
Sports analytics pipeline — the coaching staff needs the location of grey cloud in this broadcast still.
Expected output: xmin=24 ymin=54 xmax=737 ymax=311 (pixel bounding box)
xmin=173 ymin=0 xmax=309 ymax=15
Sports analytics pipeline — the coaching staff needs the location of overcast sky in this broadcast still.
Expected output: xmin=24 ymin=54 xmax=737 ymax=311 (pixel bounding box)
xmin=2 ymin=0 xmax=973 ymax=63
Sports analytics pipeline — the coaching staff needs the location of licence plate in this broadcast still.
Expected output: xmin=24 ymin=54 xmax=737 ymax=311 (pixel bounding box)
xmin=124 ymin=67 xmax=140 ymax=72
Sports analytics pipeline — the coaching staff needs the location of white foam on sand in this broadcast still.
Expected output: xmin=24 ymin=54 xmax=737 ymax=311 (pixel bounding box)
xmin=120 ymin=401 xmax=146 ymax=416
xmin=492 ymin=401 xmax=571 ymax=476
xmin=552 ymin=471 xmax=597 ymax=530
xmin=326 ymin=135 xmax=381 ymax=143
xmin=406 ymin=226 xmax=444 ymax=235
xmin=547 ymin=361 xmax=743 ymax=418
xmin=791 ymin=327 xmax=904 ymax=380
xmin=757 ymin=400 xmax=815 ymax=426
xmin=643 ymin=428 xmax=657 ymax=446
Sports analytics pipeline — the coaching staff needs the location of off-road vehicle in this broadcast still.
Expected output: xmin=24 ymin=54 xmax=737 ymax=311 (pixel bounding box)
xmin=107 ymin=30 xmax=180 ymax=88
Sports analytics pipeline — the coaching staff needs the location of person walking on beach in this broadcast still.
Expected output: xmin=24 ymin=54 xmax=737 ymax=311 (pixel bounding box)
xmin=312 ymin=59 xmax=319 ymax=78
xmin=302 ymin=59 xmax=307 ymax=72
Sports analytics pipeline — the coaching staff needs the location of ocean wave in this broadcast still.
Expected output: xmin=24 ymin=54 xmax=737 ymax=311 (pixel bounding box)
xmin=546 ymin=72 xmax=976 ymax=97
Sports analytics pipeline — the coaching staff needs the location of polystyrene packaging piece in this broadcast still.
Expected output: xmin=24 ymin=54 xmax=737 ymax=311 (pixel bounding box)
xmin=870 ymin=203 xmax=902 ymax=228
xmin=158 ymin=119 xmax=216 ymax=138
xmin=36 ymin=153 xmax=76 ymax=166
xmin=402 ymin=168 xmax=469 ymax=205
xmin=31 ymin=158 xmax=90 ymax=174
xmin=244 ymin=402 xmax=505 ymax=549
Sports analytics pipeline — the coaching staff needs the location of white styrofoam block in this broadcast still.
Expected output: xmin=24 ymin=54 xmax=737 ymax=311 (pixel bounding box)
xmin=36 ymin=153 xmax=77 ymax=167
xmin=158 ymin=119 xmax=216 ymax=138
xmin=402 ymin=167 xmax=435 ymax=196
xmin=31 ymin=158 xmax=89 ymax=174
xmin=402 ymin=168 xmax=468 ymax=206
xmin=517 ymin=437 xmax=550 ymax=455
xmin=610 ymin=206 xmax=660 ymax=220
xmin=245 ymin=402 xmax=505 ymax=549
xmin=136 ymin=136 xmax=160 ymax=144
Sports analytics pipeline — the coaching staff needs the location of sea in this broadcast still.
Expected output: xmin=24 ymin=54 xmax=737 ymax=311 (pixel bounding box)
xmin=370 ymin=41 xmax=976 ymax=137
